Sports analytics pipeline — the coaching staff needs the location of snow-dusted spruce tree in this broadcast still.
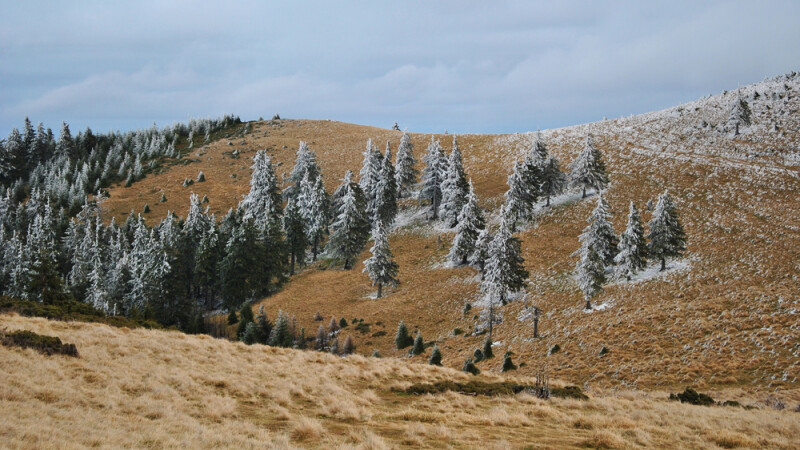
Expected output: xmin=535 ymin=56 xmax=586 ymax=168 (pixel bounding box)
xmin=419 ymin=137 xmax=446 ymax=220
xmin=647 ymin=190 xmax=686 ymax=271
xmin=394 ymin=131 xmax=418 ymax=198
xmin=575 ymin=244 xmax=605 ymax=310
xmin=359 ymin=139 xmax=383 ymax=223
xmin=614 ymin=202 xmax=647 ymax=280
xmin=240 ymin=150 xmax=283 ymax=235
xmin=439 ymin=136 xmax=470 ymax=228
xmin=539 ymin=156 xmax=568 ymax=207
xmin=727 ymin=97 xmax=752 ymax=135
xmin=471 ymin=228 xmax=491 ymax=274
xmin=283 ymin=196 xmax=307 ymax=275
xmin=503 ymin=159 xmax=539 ymax=230
xmin=577 ymin=194 xmax=618 ymax=266
xmin=299 ymin=173 xmax=328 ymax=261
xmin=363 ymin=222 xmax=399 ymax=298
xmin=569 ymin=135 xmax=608 ymax=199
xmin=374 ymin=141 xmax=398 ymax=227
xmin=326 ymin=171 xmax=370 ymax=269
xmin=448 ymin=180 xmax=485 ymax=265
xmin=287 ymin=141 xmax=320 ymax=199
xmin=125 ymin=217 xmax=170 ymax=315
xmin=481 ymin=206 xmax=528 ymax=338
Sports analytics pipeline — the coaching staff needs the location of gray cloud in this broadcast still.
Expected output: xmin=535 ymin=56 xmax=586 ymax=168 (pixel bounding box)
xmin=2 ymin=1 xmax=799 ymax=136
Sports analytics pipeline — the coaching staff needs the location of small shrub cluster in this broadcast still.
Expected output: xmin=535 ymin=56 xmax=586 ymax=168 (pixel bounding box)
xmin=402 ymin=380 xmax=589 ymax=399
xmin=1 ymin=330 xmax=78 ymax=357
xmin=0 ymin=296 xmax=159 ymax=329
xmin=669 ymin=387 xmax=715 ymax=406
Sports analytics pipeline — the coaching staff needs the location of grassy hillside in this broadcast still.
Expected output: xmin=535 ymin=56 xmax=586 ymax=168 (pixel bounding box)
xmin=102 ymin=74 xmax=800 ymax=391
xmin=2 ymin=313 xmax=799 ymax=448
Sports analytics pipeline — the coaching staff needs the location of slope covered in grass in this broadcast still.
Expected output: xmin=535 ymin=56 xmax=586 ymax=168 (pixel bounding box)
xmin=102 ymin=73 xmax=800 ymax=391
xmin=2 ymin=313 xmax=799 ymax=448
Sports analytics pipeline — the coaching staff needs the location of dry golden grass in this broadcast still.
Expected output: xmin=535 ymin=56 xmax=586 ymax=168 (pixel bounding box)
xmin=3 ymin=313 xmax=800 ymax=449
xmin=100 ymin=79 xmax=800 ymax=393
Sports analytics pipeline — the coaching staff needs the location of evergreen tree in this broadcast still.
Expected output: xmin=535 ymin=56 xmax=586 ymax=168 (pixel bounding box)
xmin=315 ymin=325 xmax=327 ymax=350
xmin=575 ymin=245 xmax=605 ymax=310
xmin=299 ymin=173 xmax=328 ymax=261
xmin=503 ymin=159 xmax=539 ymax=229
xmin=283 ymin=196 xmax=307 ymax=275
xmin=647 ymin=191 xmax=686 ymax=271
xmin=540 ymin=156 xmax=568 ymax=207
xmin=395 ymin=321 xmax=413 ymax=349
xmin=227 ymin=309 xmax=238 ymax=325
xmin=569 ymin=135 xmax=608 ymax=198
xmin=577 ymin=195 xmax=619 ymax=265
xmin=363 ymin=222 xmax=399 ymax=298
xmin=439 ymin=136 xmax=470 ymax=228
xmin=219 ymin=219 xmax=262 ymax=309
xmin=236 ymin=303 xmax=254 ymax=339
xmin=254 ymin=306 xmax=272 ymax=344
xmin=615 ymin=202 xmax=647 ymax=280
xmin=269 ymin=310 xmax=294 ymax=347
xmin=295 ymin=327 xmax=307 ymax=349
xmin=419 ymin=137 xmax=446 ymax=220
xmin=482 ymin=337 xmax=494 ymax=359
xmin=287 ymin=141 xmax=319 ymax=199
xmin=394 ymin=131 xmax=418 ymax=198
xmin=428 ymin=345 xmax=442 ymax=366
xmin=359 ymin=139 xmax=383 ymax=223
xmin=470 ymin=228 xmax=491 ymax=273
xmin=327 ymin=171 xmax=370 ymax=269
xmin=4 ymin=128 xmax=26 ymax=181
xmin=374 ymin=142 xmax=398 ymax=227
xmin=411 ymin=333 xmax=425 ymax=355
xmin=501 ymin=352 xmax=517 ymax=372
xmin=462 ymin=358 xmax=480 ymax=375
xmin=240 ymin=150 xmax=283 ymax=235
xmin=481 ymin=208 xmax=528 ymax=337
xmin=448 ymin=181 xmax=485 ymax=265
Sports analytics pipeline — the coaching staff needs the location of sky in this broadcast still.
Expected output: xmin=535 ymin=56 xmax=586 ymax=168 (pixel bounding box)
xmin=2 ymin=1 xmax=799 ymax=137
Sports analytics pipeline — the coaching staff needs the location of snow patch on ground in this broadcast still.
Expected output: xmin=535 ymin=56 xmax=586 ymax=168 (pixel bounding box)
xmin=610 ymin=258 xmax=693 ymax=286
xmin=584 ymin=299 xmax=615 ymax=313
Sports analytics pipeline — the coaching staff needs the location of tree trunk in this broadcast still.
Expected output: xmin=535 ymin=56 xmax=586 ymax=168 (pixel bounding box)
xmin=585 ymin=297 xmax=592 ymax=310
xmin=660 ymin=257 xmax=666 ymax=272
xmin=533 ymin=315 xmax=539 ymax=338
xmin=377 ymin=282 xmax=382 ymax=299
xmin=312 ymin=236 xmax=319 ymax=262
xmin=546 ymin=195 xmax=550 ymax=207
xmin=290 ymin=252 xmax=295 ymax=275
xmin=488 ymin=301 xmax=494 ymax=340
xmin=461 ymin=255 xmax=468 ymax=266
xmin=582 ymin=186 xmax=586 ymax=199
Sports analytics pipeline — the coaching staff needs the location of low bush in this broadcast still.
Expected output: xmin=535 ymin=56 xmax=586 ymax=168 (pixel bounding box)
xmin=401 ymin=381 xmax=589 ymax=399
xmin=1 ymin=330 xmax=78 ymax=357
xmin=0 ymin=296 xmax=159 ymax=329
xmin=669 ymin=387 xmax=715 ymax=406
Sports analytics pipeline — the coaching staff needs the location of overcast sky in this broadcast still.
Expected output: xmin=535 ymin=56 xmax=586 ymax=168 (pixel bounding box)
xmin=2 ymin=1 xmax=799 ymax=137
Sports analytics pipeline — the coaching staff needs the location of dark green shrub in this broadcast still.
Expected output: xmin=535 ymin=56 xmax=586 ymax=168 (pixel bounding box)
xmin=472 ymin=348 xmax=484 ymax=363
xmin=1 ymin=330 xmax=78 ymax=357
xmin=339 ymin=317 xmax=348 ymax=329
xmin=227 ymin=310 xmax=238 ymax=325
xmin=395 ymin=321 xmax=413 ymax=349
xmin=482 ymin=338 xmax=493 ymax=359
xmin=452 ymin=327 xmax=463 ymax=335
xmin=411 ymin=334 xmax=425 ymax=355
xmin=669 ymin=388 xmax=714 ymax=406
xmin=501 ymin=353 xmax=517 ymax=372
xmin=463 ymin=358 xmax=480 ymax=375
xmin=549 ymin=344 xmax=561 ymax=355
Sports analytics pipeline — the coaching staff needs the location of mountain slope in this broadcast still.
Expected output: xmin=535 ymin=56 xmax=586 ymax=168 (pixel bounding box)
xmin=102 ymin=72 xmax=800 ymax=391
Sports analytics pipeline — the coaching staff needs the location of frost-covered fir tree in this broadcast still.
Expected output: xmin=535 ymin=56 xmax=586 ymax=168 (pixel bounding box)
xmin=471 ymin=228 xmax=491 ymax=273
xmin=569 ymin=135 xmax=608 ymax=198
xmin=419 ymin=137 xmax=446 ymax=220
xmin=578 ymin=195 xmax=618 ymax=265
xmin=287 ymin=141 xmax=320 ymax=199
xmin=614 ymin=202 xmax=647 ymax=280
xmin=575 ymin=245 xmax=605 ymax=310
xmin=727 ymin=97 xmax=752 ymax=135
xmin=439 ymin=136 xmax=470 ymax=228
xmin=374 ymin=142 xmax=398 ymax=227
xmin=283 ymin=196 xmax=307 ymax=275
xmin=481 ymin=207 xmax=528 ymax=337
xmin=503 ymin=159 xmax=539 ymax=229
xmin=359 ymin=139 xmax=383 ymax=223
xmin=126 ymin=217 xmax=170 ymax=314
xmin=647 ymin=191 xmax=686 ymax=271
xmin=326 ymin=171 xmax=370 ymax=269
xmin=394 ymin=131 xmax=417 ymax=198
xmin=448 ymin=181 xmax=485 ymax=265
xmin=363 ymin=222 xmax=399 ymax=298
xmin=539 ymin=156 xmax=568 ymax=207
xmin=240 ymin=150 xmax=283 ymax=234
xmin=298 ymin=173 xmax=328 ymax=261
